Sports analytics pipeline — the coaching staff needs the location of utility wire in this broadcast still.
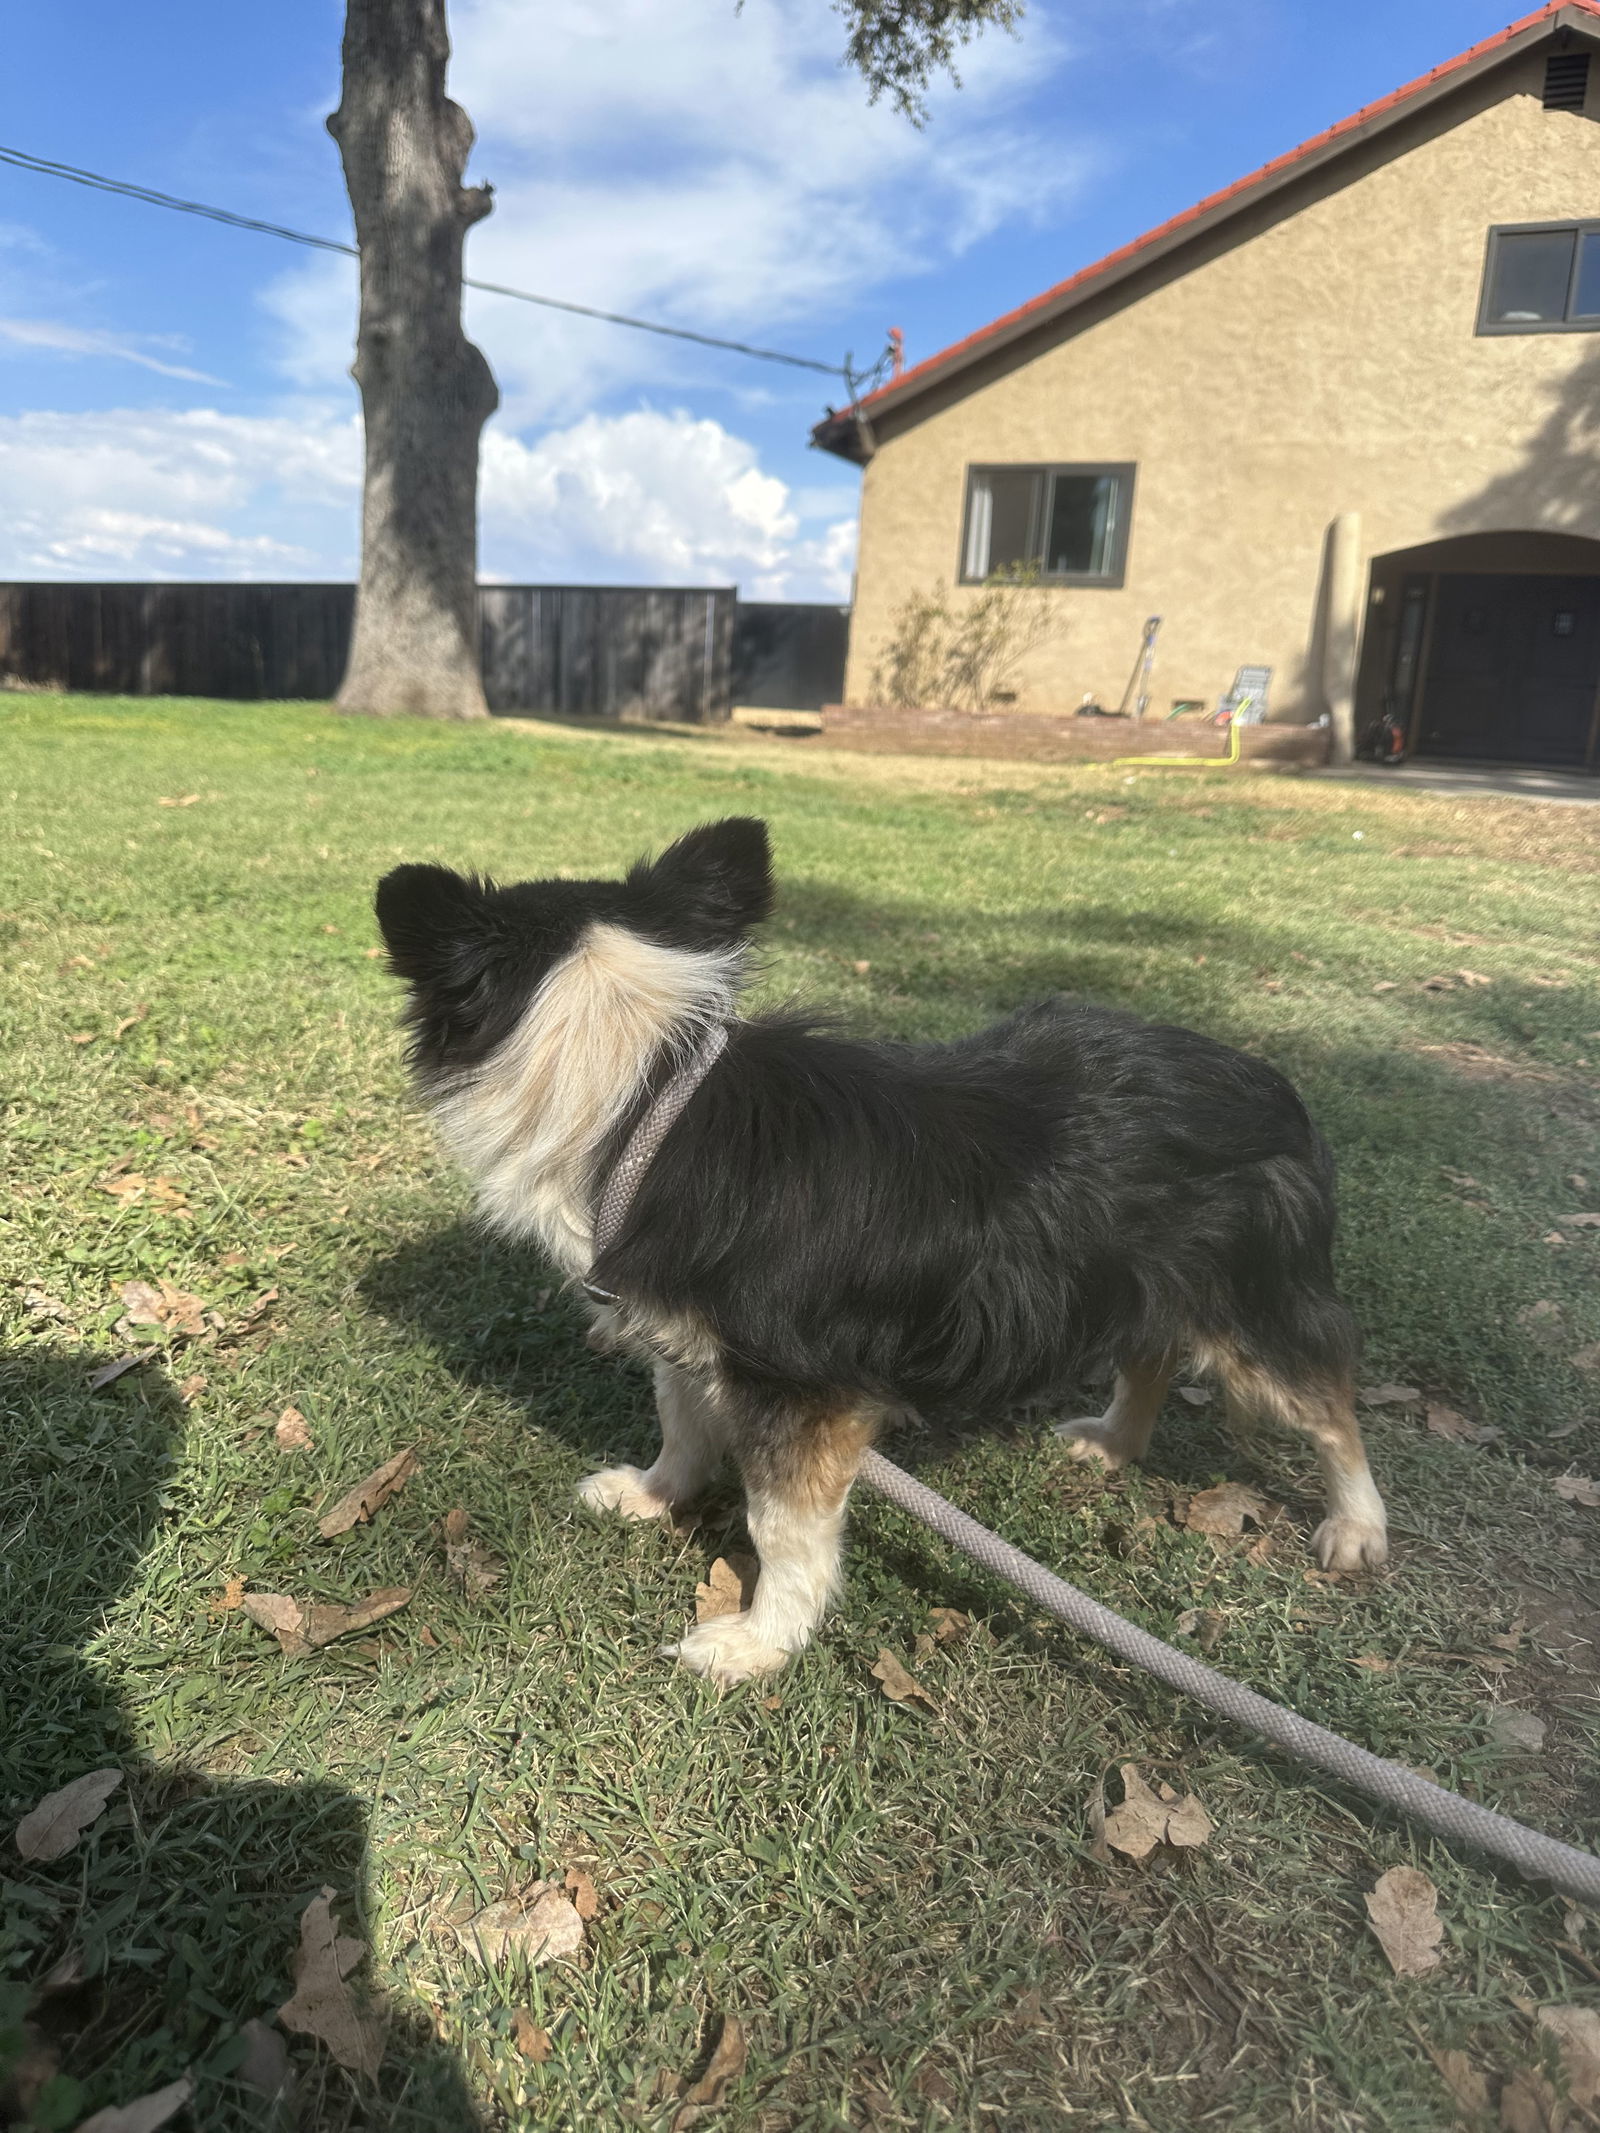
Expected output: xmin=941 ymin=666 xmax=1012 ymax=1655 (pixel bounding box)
xmin=0 ymin=141 xmax=851 ymax=380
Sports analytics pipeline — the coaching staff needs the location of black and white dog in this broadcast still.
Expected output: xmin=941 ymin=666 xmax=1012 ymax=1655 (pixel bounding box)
xmin=375 ymin=818 xmax=1386 ymax=1686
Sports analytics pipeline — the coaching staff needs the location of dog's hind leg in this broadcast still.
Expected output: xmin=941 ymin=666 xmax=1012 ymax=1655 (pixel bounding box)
xmin=1217 ymin=1354 xmax=1387 ymax=1572
xmin=577 ymin=1362 xmax=730 ymax=1519
xmin=1055 ymin=1359 xmax=1173 ymax=1470
xmin=667 ymin=1396 xmax=880 ymax=1686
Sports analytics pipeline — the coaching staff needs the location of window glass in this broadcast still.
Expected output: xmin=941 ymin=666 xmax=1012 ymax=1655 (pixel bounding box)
xmin=1045 ymin=474 xmax=1117 ymax=577
xmin=1574 ymin=231 xmax=1600 ymax=318
xmin=1488 ymin=229 xmax=1577 ymax=322
xmin=976 ymin=470 xmax=1038 ymax=575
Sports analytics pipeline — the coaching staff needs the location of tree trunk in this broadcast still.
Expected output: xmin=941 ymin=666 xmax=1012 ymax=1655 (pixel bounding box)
xmin=328 ymin=0 xmax=498 ymax=720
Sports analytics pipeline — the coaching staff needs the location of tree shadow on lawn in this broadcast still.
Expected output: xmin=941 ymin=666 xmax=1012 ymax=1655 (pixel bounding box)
xmin=0 ymin=1349 xmax=479 ymax=2133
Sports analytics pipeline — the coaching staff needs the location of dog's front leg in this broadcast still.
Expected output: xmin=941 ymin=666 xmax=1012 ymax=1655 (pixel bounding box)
xmin=578 ymin=1361 xmax=729 ymax=1519
xmin=667 ymin=1398 xmax=879 ymax=1687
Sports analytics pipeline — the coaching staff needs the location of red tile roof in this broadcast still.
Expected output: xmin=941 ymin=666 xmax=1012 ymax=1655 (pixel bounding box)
xmin=814 ymin=0 xmax=1600 ymax=455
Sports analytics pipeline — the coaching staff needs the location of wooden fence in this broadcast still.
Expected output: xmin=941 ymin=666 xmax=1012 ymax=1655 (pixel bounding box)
xmin=0 ymin=580 xmax=844 ymax=723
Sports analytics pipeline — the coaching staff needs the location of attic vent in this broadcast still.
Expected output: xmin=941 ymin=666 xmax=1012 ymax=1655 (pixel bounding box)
xmin=1543 ymin=50 xmax=1590 ymax=111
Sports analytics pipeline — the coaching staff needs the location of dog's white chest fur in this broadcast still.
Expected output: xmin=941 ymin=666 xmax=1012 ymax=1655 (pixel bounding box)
xmin=430 ymin=920 xmax=739 ymax=1276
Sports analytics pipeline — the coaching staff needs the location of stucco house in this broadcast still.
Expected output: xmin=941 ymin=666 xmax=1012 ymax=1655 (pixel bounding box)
xmin=813 ymin=0 xmax=1600 ymax=771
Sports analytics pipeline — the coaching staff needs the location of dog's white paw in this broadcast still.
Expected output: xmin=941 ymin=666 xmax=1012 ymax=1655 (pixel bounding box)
xmin=1313 ymin=1515 xmax=1388 ymax=1572
xmin=665 ymin=1611 xmax=791 ymax=1687
xmin=576 ymin=1464 xmax=671 ymax=1520
xmin=1052 ymin=1418 xmax=1132 ymax=1471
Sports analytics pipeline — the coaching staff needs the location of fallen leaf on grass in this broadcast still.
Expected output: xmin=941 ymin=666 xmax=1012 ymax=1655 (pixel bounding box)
xmin=1426 ymin=1404 xmax=1500 ymax=1447
xmin=927 ymin=1606 xmax=971 ymax=1645
xmin=119 ymin=1277 xmax=207 ymax=1339
xmin=176 ymin=1373 xmax=207 ymax=1405
xmin=461 ymin=1885 xmax=584 ymax=1967
xmin=15 ymin=1768 xmax=122 ymax=1862
xmin=275 ymin=1406 xmax=314 ymax=1451
xmin=1424 ymin=2046 xmax=1490 ymax=2118
xmin=442 ymin=1507 xmax=506 ymax=1597
xmin=1174 ymin=1608 xmax=1226 ymax=1652
xmin=317 ymin=1447 xmax=418 ymax=1537
xmin=235 ymin=2019 xmax=294 ymax=2107
xmin=1365 ymin=1866 xmax=1443 ymax=1976
xmin=278 ymin=1887 xmax=386 ymax=2077
xmin=1183 ymin=1483 xmax=1273 ymax=1537
xmin=1499 ymin=2069 xmax=1564 ymax=2133
xmin=1360 ymin=1383 xmax=1422 ymax=1408
xmin=564 ymin=1866 xmax=599 ymax=1920
xmin=157 ymin=794 xmax=200 ymax=808
xmin=111 ymin=1005 xmax=149 ymax=1041
xmin=1538 ymin=2005 xmax=1600 ymax=2107
xmin=1559 ymin=1213 xmax=1600 ymax=1230
xmin=1349 ymin=1653 xmax=1395 ymax=1672
xmin=209 ymin=1575 xmax=247 ymax=1617
xmin=694 ymin=1555 xmax=757 ymax=1623
xmin=87 ymin=1354 xmax=143 ymax=1392
xmin=672 ymin=2015 xmax=748 ymax=2129
xmin=1457 ymin=968 xmax=1493 ymax=987
xmin=870 ymin=1648 xmax=938 ymax=1712
xmin=1101 ymin=1765 xmax=1213 ymax=1860
xmin=225 ymin=1287 xmax=280 ymax=1342
xmin=1371 ymin=980 xmax=1399 ymax=993
xmin=1554 ymin=1474 xmax=1600 ymax=1508
xmin=510 ymin=2010 xmax=552 ymax=2062
xmin=1486 ymin=1708 xmax=1547 ymax=1752
xmin=75 ymin=2075 xmax=194 ymax=2133
xmin=242 ymin=1587 xmax=411 ymax=1657
xmin=1572 ymin=1344 xmax=1600 ymax=1375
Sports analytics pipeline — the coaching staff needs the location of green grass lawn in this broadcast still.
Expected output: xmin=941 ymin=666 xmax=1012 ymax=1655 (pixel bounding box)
xmin=2 ymin=692 xmax=1599 ymax=2133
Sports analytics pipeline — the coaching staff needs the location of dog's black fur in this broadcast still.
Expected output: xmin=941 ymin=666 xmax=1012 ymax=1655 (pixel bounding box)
xmin=376 ymin=816 xmax=1384 ymax=1680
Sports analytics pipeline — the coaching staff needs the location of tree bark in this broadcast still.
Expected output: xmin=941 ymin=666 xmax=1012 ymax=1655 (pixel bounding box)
xmin=328 ymin=0 xmax=498 ymax=720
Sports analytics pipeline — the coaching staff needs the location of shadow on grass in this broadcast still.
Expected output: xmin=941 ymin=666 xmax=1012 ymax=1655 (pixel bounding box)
xmin=0 ymin=1350 xmax=479 ymax=2133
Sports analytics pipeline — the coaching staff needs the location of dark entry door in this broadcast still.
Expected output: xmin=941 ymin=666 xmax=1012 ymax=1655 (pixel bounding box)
xmin=1416 ymin=574 xmax=1600 ymax=766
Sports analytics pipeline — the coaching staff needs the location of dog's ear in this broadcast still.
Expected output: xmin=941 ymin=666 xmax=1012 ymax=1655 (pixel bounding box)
xmin=374 ymin=864 xmax=498 ymax=990
xmin=627 ymin=817 xmax=773 ymax=945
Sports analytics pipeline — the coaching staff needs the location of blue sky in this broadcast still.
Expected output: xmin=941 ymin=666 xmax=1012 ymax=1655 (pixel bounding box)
xmin=0 ymin=0 xmax=1543 ymax=595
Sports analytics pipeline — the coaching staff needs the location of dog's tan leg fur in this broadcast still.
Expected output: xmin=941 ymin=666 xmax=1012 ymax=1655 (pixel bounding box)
xmin=667 ymin=1403 xmax=878 ymax=1686
xmin=1216 ymin=1353 xmax=1387 ymax=1572
xmin=1056 ymin=1359 xmax=1173 ymax=1470
xmin=578 ymin=1363 xmax=729 ymax=1520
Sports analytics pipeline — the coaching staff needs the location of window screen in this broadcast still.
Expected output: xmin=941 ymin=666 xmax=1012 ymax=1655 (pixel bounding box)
xmin=1480 ymin=222 xmax=1600 ymax=332
xmin=961 ymin=464 xmax=1134 ymax=584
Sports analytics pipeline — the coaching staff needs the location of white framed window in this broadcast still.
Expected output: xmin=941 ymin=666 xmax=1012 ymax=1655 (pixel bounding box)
xmin=960 ymin=463 xmax=1135 ymax=586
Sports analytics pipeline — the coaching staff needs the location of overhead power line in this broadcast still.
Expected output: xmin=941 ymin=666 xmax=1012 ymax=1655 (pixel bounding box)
xmin=0 ymin=141 xmax=852 ymax=380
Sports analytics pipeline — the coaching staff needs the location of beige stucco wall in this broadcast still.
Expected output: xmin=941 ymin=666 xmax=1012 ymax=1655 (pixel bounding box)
xmin=843 ymin=55 xmax=1600 ymax=720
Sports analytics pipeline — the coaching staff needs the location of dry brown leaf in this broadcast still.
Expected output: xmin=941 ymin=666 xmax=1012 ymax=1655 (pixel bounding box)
xmin=278 ymin=1886 xmax=385 ymax=2077
xmin=1457 ymin=969 xmax=1493 ymax=987
xmin=177 ymin=1373 xmax=207 ymax=1405
xmin=1350 ymin=1653 xmax=1395 ymax=1672
xmin=1426 ymin=1404 xmax=1499 ymax=1447
xmin=1175 ymin=1608 xmax=1226 ymax=1652
xmin=111 ymin=1005 xmax=149 ymax=1040
xmin=851 ymin=959 xmax=871 ymax=975
xmin=694 ymin=1555 xmax=757 ymax=1623
xmin=230 ymin=1286 xmax=280 ymax=1337
xmin=870 ymin=1648 xmax=938 ymax=1712
xmin=235 ymin=2019 xmax=293 ymax=2106
xmin=564 ymin=1866 xmax=600 ymax=1920
xmin=1365 ymin=1866 xmax=1443 ymax=1976
xmin=242 ymin=1587 xmax=411 ymax=1657
xmin=157 ymin=793 xmax=200 ymax=808
xmin=210 ymin=1575 xmax=247 ymax=1617
xmin=1101 ymin=1765 xmax=1213 ymax=1860
xmin=1183 ymin=1482 xmax=1272 ymax=1537
xmin=1498 ymin=2069 xmax=1564 ymax=2133
xmin=1360 ymin=1383 xmax=1423 ymax=1407
xmin=317 ymin=1447 xmax=418 ymax=1538
xmin=15 ymin=1768 xmax=123 ymax=1862
xmin=1425 ymin=2045 xmax=1491 ymax=2118
xmin=510 ymin=2010 xmax=552 ymax=2062
xmin=442 ymin=1508 xmax=506 ymax=1597
xmin=462 ymin=1885 xmax=584 ymax=1967
xmin=1554 ymin=1474 xmax=1600 ymax=1508
xmin=275 ymin=1406 xmax=314 ymax=1451
xmin=672 ymin=2015 xmax=748 ymax=2129
xmin=1538 ymin=2005 xmax=1600 ymax=2108
xmin=87 ymin=1354 xmax=144 ymax=1391
xmin=75 ymin=2075 xmax=195 ymax=2133
xmin=928 ymin=1606 xmax=971 ymax=1645
xmin=1572 ymin=1344 xmax=1600 ymax=1375
xmin=1558 ymin=1213 xmax=1600 ymax=1230
xmin=119 ymin=1277 xmax=207 ymax=1339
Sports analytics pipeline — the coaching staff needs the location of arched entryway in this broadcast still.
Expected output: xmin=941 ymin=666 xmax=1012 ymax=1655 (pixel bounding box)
xmin=1356 ymin=531 xmax=1600 ymax=770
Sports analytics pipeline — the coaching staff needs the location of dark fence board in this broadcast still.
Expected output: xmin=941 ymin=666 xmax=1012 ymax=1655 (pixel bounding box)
xmin=0 ymin=582 xmax=846 ymax=724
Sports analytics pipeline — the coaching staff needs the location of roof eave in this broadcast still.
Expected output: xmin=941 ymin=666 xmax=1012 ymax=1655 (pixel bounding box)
xmin=811 ymin=1 xmax=1600 ymax=463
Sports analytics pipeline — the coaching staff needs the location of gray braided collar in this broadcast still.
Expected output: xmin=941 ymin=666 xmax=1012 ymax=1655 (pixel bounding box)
xmin=585 ymin=1022 xmax=729 ymax=1294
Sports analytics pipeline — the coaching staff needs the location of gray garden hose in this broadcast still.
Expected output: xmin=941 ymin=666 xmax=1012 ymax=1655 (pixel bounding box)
xmin=859 ymin=1448 xmax=1600 ymax=1905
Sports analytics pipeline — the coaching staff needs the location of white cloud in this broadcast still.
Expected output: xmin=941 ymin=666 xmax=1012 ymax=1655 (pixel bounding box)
xmin=0 ymin=316 xmax=226 ymax=385
xmin=263 ymin=0 xmax=1091 ymax=420
xmin=0 ymin=402 xmax=854 ymax=596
